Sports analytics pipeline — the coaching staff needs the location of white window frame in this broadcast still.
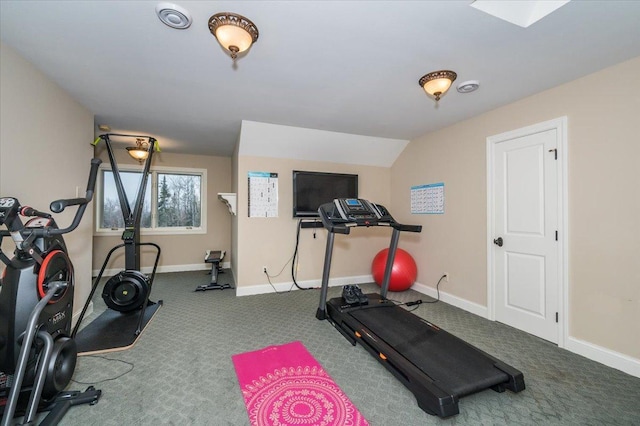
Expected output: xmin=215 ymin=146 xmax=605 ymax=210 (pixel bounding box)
xmin=95 ymin=164 xmax=207 ymax=236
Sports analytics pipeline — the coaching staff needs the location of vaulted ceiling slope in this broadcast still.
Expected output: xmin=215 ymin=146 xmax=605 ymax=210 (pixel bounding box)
xmin=1 ymin=1 xmax=639 ymax=157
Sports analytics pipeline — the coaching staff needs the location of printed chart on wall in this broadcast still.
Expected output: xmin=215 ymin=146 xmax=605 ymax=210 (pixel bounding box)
xmin=411 ymin=182 xmax=445 ymax=214
xmin=248 ymin=172 xmax=278 ymax=217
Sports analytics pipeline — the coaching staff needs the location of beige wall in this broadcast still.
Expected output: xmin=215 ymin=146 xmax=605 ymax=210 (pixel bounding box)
xmin=91 ymin=147 xmax=232 ymax=272
xmin=231 ymin=138 xmax=240 ymax=282
xmin=0 ymin=43 xmax=95 ymax=318
xmin=235 ymin=156 xmax=393 ymax=288
xmin=391 ymin=57 xmax=640 ymax=359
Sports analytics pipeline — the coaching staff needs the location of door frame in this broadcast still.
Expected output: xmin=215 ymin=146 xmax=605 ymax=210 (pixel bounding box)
xmin=486 ymin=116 xmax=568 ymax=348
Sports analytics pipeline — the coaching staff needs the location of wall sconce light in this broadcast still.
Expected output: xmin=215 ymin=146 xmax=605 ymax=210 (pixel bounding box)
xmin=208 ymin=12 xmax=259 ymax=60
xmin=419 ymin=70 xmax=457 ymax=102
xmin=126 ymin=138 xmax=150 ymax=163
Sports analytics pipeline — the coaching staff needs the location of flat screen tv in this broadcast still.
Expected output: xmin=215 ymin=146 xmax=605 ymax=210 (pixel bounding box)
xmin=292 ymin=170 xmax=358 ymax=217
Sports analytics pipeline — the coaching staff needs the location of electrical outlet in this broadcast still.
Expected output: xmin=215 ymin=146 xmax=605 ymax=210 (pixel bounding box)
xmin=443 ymin=272 xmax=449 ymax=282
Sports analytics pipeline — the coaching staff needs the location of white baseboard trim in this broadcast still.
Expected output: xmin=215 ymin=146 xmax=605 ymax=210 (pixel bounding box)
xmin=565 ymin=336 xmax=640 ymax=378
xmin=92 ymin=262 xmax=231 ymax=278
xmin=410 ymin=281 xmax=488 ymax=318
xmin=236 ymin=275 xmax=373 ymax=297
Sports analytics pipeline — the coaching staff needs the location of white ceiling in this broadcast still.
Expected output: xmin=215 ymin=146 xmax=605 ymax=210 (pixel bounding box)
xmin=1 ymin=1 xmax=639 ymax=157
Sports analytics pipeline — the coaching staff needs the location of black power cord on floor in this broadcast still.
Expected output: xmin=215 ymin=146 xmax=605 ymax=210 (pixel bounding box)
xmin=71 ymin=355 xmax=134 ymax=385
xmin=393 ymin=274 xmax=446 ymax=311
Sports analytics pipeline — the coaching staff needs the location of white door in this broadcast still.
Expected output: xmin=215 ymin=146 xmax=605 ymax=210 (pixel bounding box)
xmin=489 ymin=119 xmax=565 ymax=344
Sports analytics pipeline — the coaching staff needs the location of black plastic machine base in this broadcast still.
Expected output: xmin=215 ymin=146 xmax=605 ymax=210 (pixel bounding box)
xmin=75 ymin=301 xmax=162 ymax=354
xmin=0 ymin=386 xmax=101 ymax=425
xmin=324 ymin=293 xmax=525 ymax=418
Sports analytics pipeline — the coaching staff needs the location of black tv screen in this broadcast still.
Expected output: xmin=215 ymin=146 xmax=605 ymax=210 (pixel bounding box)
xmin=293 ymin=171 xmax=358 ymax=217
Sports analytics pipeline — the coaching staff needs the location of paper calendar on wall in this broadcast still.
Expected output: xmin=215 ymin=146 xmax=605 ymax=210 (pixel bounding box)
xmin=248 ymin=172 xmax=278 ymax=217
xmin=411 ymin=182 xmax=445 ymax=214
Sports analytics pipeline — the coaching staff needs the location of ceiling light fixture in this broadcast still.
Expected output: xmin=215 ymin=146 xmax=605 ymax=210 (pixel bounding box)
xmin=126 ymin=138 xmax=150 ymax=163
xmin=156 ymin=3 xmax=192 ymax=29
xmin=208 ymin=12 xmax=259 ymax=60
xmin=419 ymin=70 xmax=457 ymax=102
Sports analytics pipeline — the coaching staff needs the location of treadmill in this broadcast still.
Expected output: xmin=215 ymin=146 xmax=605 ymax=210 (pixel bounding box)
xmin=315 ymin=199 xmax=525 ymax=418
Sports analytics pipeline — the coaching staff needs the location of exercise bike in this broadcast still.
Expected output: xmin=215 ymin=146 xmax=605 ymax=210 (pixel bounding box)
xmin=0 ymin=158 xmax=102 ymax=425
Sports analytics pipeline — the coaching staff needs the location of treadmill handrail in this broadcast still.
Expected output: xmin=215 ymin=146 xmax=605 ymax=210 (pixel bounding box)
xmin=323 ymin=220 xmax=351 ymax=235
xmin=395 ymin=223 xmax=422 ymax=233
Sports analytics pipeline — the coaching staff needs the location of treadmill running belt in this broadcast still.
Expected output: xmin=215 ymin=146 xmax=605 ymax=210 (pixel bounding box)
xmin=351 ymin=305 xmax=508 ymax=397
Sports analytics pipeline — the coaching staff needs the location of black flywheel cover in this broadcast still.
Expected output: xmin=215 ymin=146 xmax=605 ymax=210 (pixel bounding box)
xmin=102 ymin=270 xmax=149 ymax=312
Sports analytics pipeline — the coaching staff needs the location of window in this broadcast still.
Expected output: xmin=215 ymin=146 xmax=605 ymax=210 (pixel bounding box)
xmin=96 ymin=165 xmax=206 ymax=235
xmin=157 ymin=173 xmax=202 ymax=228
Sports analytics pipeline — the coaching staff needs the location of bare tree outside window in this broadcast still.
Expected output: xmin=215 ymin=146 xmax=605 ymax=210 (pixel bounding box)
xmin=99 ymin=169 xmax=203 ymax=231
xmin=157 ymin=173 xmax=201 ymax=228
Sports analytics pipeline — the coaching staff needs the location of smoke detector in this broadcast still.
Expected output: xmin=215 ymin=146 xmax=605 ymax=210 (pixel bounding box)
xmin=156 ymin=3 xmax=192 ymax=29
xmin=457 ymin=80 xmax=480 ymax=94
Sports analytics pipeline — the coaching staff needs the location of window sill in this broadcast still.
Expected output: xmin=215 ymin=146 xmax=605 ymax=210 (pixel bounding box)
xmin=94 ymin=227 xmax=207 ymax=237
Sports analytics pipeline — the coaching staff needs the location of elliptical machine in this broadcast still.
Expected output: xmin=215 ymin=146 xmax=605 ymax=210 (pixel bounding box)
xmin=0 ymin=158 xmax=102 ymax=425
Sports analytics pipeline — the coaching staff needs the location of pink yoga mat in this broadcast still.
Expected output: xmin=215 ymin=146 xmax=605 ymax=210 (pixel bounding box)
xmin=232 ymin=341 xmax=369 ymax=426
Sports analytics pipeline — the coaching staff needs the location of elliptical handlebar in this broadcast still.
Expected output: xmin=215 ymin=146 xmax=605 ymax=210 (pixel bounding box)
xmin=0 ymin=158 xmax=102 ymax=239
xmin=50 ymin=158 xmax=101 ymax=212
xmin=44 ymin=157 xmax=101 ymax=236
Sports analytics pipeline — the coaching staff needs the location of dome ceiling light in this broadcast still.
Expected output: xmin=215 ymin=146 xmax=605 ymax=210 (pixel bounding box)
xmin=419 ymin=70 xmax=457 ymax=102
xmin=126 ymin=138 xmax=151 ymax=163
xmin=208 ymin=12 xmax=259 ymax=61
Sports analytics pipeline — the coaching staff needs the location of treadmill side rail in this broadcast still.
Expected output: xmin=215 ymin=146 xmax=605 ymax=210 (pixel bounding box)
xmin=493 ymin=361 xmax=526 ymax=393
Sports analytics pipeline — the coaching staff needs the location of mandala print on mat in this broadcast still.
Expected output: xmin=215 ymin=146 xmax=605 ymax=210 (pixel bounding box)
xmin=233 ymin=341 xmax=368 ymax=426
xmin=242 ymin=366 xmax=367 ymax=426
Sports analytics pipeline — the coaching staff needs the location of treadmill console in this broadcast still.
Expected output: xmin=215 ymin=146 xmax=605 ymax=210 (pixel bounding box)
xmin=333 ymin=198 xmax=383 ymax=222
xmin=318 ymin=198 xmax=419 ymax=234
xmin=317 ymin=198 xmax=395 ymax=233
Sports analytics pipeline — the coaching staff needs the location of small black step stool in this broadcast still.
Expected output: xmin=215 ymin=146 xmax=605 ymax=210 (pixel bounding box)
xmin=195 ymin=250 xmax=231 ymax=291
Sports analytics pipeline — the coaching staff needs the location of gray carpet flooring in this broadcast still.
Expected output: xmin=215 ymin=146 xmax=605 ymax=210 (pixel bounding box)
xmin=49 ymin=270 xmax=640 ymax=425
